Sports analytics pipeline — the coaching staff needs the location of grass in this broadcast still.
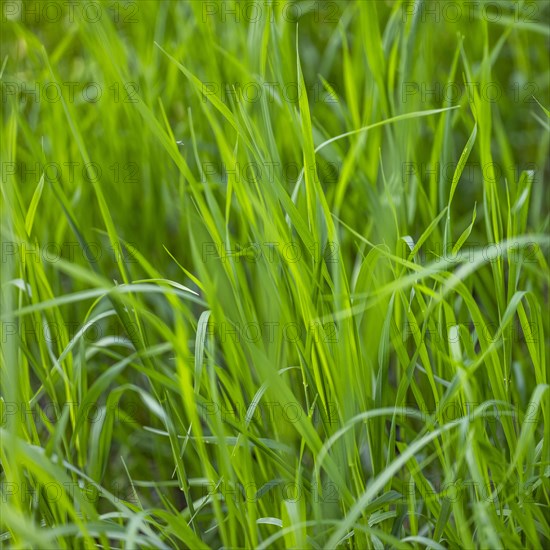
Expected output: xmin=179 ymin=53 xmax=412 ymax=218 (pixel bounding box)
xmin=1 ymin=0 xmax=549 ymax=548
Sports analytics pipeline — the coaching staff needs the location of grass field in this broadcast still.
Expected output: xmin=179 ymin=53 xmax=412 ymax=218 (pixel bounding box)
xmin=1 ymin=0 xmax=549 ymax=548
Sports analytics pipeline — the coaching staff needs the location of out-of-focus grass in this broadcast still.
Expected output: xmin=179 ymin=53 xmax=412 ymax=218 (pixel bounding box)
xmin=1 ymin=1 xmax=549 ymax=548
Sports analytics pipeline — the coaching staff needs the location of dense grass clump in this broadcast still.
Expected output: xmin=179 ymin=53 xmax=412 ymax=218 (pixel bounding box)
xmin=1 ymin=1 xmax=549 ymax=548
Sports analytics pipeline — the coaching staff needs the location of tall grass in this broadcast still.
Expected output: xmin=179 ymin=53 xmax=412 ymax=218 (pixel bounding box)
xmin=1 ymin=1 xmax=549 ymax=548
